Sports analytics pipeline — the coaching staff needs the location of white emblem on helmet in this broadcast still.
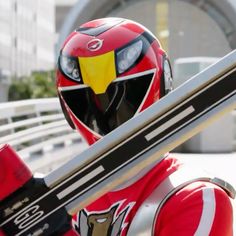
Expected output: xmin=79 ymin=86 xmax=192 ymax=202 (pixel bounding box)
xmin=87 ymin=38 xmax=103 ymax=51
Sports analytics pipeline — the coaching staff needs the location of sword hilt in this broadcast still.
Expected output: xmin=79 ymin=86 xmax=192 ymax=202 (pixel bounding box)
xmin=0 ymin=144 xmax=73 ymax=236
xmin=0 ymin=144 xmax=32 ymax=201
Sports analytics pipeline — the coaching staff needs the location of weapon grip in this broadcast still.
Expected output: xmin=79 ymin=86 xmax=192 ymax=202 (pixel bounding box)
xmin=63 ymin=228 xmax=78 ymax=235
xmin=0 ymin=144 xmax=32 ymax=200
xmin=0 ymin=229 xmax=5 ymax=236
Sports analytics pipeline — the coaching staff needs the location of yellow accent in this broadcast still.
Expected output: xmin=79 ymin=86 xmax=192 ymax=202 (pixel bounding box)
xmin=156 ymin=1 xmax=169 ymax=52
xmin=79 ymin=51 xmax=116 ymax=94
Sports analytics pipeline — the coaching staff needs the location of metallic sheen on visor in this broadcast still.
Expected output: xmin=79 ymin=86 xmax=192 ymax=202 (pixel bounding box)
xmin=61 ymin=73 xmax=154 ymax=135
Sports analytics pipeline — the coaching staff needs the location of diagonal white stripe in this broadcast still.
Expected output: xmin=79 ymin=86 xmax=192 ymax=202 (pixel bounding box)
xmin=194 ymin=188 xmax=216 ymax=236
xmin=57 ymin=165 xmax=105 ymax=200
xmin=145 ymin=106 xmax=195 ymax=141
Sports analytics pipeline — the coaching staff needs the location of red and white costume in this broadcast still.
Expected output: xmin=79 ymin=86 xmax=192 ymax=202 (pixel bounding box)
xmin=0 ymin=148 xmax=233 ymax=236
xmin=67 ymin=155 xmax=234 ymax=236
xmin=55 ymin=17 xmax=234 ymax=236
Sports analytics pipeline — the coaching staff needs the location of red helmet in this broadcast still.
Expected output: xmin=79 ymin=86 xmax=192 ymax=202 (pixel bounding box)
xmin=56 ymin=17 xmax=173 ymax=145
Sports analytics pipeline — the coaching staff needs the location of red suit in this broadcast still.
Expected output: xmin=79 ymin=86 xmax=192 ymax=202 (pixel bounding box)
xmin=69 ymin=156 xmax=234 ymax=236
xmin=0 ymin=147 xmax=233 ymax=236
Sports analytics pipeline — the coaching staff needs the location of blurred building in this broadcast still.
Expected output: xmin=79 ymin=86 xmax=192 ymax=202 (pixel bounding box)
xmin=57 ymin=0 xmax=236 ymax=60
xmin=55 ymin=0 xmax=77 ymax=50
xmin=0 ymin=0 xmax=55 ymax=101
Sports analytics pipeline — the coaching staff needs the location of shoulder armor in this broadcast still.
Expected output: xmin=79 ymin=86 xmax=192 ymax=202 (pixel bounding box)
xmin=127 ymin=166 xmax=235 ymax=236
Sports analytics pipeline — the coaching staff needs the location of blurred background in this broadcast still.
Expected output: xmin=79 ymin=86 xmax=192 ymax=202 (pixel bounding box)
xmin=1 ymin=0 xmax=236 ymax=101
xmin=0 ymin=0 xmax=235 ymax=173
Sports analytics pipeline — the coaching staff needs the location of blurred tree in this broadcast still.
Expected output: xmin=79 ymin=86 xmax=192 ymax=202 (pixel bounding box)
xmin=8 ymin=71 xmax=57 ymax=101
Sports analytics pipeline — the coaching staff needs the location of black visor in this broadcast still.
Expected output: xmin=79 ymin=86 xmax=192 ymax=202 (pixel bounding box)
xmin=61 ymin=73 xmax=153 ymax=136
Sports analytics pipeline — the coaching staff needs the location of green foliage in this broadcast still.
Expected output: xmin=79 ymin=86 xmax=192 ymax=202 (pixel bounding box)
xmin=8 ymin=71 xmax=57 ymax=101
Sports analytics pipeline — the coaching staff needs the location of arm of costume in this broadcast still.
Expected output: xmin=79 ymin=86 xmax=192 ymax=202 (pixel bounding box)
xmin=155 ymin=181 xmax=234 ymax=236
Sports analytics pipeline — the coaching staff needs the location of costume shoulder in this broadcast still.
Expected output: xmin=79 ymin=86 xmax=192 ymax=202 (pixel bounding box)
xmin=127 ymin=163 xmax=235 ymax=236
xmin=156 ymin=181 xmax=234 ymax=236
